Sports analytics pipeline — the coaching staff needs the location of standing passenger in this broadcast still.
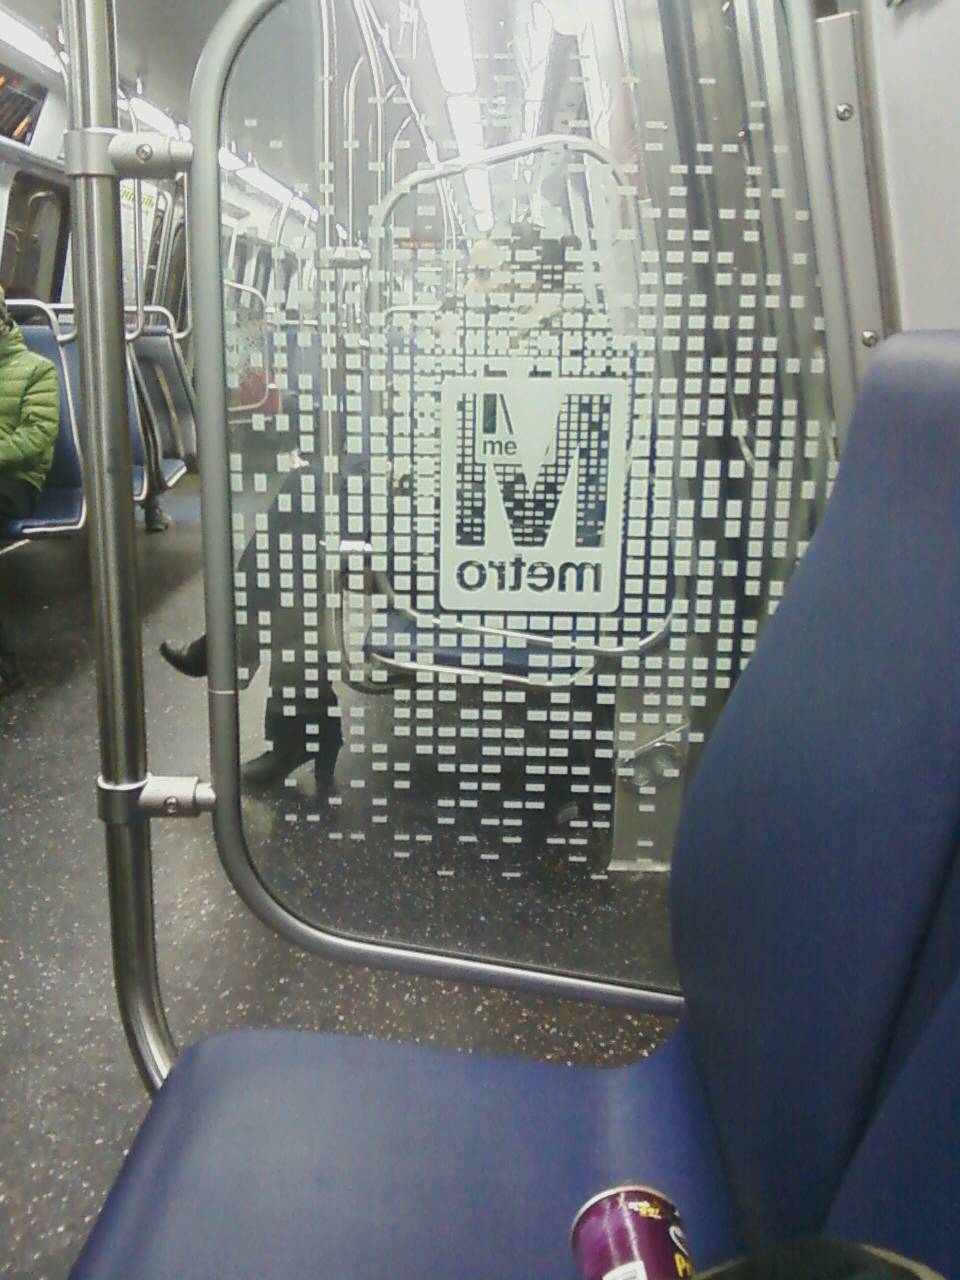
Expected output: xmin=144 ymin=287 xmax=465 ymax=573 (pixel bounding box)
xmin=0 ymin=287 xmax=60 ymax=696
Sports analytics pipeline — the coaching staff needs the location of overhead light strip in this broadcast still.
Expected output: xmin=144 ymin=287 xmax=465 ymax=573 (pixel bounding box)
xmin=418 ymin=0 xmax=476 ymax=96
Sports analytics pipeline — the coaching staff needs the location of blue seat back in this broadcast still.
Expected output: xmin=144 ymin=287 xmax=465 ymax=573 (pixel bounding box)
xmin=669 ymin=333 xmax=960 ymax=1252
xmin=20 ymin=324 xmax=84 ymax=493
xmin=132 ymin=326 xmax=198 ymax=471
xmin=60 ymin=338 xmax=147 ymax=495
xmin=825 ymin=964 xmax=960 ymax=1272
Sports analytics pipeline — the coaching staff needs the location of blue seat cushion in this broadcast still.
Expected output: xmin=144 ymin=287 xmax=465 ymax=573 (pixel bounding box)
xmin=0 ymin=486 xmax=84 ymax=538
xmin=159 ymin=458 xmax=187 ymax=488
xmin=71 ymin=1025 xmax=740 ymax=1279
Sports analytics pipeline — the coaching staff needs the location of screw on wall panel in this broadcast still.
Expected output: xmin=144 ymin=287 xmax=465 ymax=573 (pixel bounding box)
xmin=862 ymin=330 xmax=880 ymax=349
xmin=836 ymin=103 xmax=855 ymax=122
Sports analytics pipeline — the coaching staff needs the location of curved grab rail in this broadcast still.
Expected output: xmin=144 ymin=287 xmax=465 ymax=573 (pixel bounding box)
xmin=176 ymin=176 xmax=194 ymax=342
xmin=45 ymin=300 xmax=188 ymax=345
xmin=123 ymin=102 xmax=151 ymax=342
xmin=6 ymin=296 xmax=71 ymax=343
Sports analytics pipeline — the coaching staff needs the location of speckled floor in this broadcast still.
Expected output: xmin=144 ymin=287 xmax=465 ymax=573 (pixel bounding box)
xmin=0 ymin=492 xmax=674 ymax=1279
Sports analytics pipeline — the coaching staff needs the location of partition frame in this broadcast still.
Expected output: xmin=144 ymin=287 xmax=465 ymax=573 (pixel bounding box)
xmin=186 ymin=0 xmax=860 ymax=1014
xmin=188 ymin=0 xmax=689 ymax=1015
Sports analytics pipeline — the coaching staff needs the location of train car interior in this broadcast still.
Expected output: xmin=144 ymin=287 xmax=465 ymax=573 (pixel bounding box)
xmin=0 ymin=0 xmax=958 ymax=1275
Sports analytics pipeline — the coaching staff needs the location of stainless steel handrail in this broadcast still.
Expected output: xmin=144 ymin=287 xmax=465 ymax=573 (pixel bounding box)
xmin=63 ymin=0 xmax=177 ymax=1093
xmin=6 ymin=297 xmax=72 ymax=344
xmin=344 ymin=55 xmax=365 ymax=244
xmin=47 ymin=300 xmax=185 ymax=343
xmin=780 ymin=0 xmax=858 ymax=437
xmin=384 ymin=596 xmax=675 ymax=663
xmin=123 ymin=103 xmax=151 ymax=341
xmin=176 ymin=176 xmax=194 ymax=342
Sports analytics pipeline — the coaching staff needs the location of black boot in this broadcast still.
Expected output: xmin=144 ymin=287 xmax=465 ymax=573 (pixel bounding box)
xmin=241 ymin=741 xmax=312 ymax=792
xmin=0 ymin=659 xmax=22 ymax=698
xmin=0 ymin=627 xmax=21 ymax=698
xmin=295 ymin=751 xmax=341 ymax=801
xmin=160 ymin=635 xmax=208 ymax=678
xmin=144 ymin=498 xmax=173 ymax=533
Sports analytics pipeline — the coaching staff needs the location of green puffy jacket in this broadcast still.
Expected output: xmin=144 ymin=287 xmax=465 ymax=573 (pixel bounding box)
xmin=0 ymin=321 xmax=60 ymax=492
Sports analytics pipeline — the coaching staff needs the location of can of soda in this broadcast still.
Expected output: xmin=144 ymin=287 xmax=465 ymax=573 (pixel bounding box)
xmin=571 ymin=1185 xmax=695 ymax=1280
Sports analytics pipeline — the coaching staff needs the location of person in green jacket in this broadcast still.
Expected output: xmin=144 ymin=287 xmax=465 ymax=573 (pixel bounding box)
xmin=0 ymin=284 xmax=61 ymax=696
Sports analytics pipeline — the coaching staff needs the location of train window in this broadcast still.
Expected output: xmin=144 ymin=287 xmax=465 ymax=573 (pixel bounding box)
xmin=0 ymin=62 xmax=47 ymax=146
xmin=143 ymin=191 xmax=169 ymax=304
xmin=0 ymin=172 xmax=69 ymax=301
xmin=162 ymin=220 xmax=188 ymax=329
xmin=252 ymin=244 xmax=271 ymax=297
xmin=119 ymin=179 xmax=162 ymax=307
xmin=232 ymin=234 xmax=250 ymax=284
xmin=280 ymin=252 xmax=298 ymax=300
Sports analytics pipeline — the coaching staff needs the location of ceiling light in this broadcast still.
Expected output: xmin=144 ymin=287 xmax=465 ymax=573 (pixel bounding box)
xmin=218 ymin=148 xmax=244 ymax=172
xmin=291 ymin=196 xmax=320 ymax=224
xmin=239 ymin=165 xmax=292 ymax=204
xmin=418 ymin=0 xmax=476 ymax=96
xmin=447 ymin=94 xmax=484 ymax=163
xmin=464 ymin=168 xmax=491 ymax=215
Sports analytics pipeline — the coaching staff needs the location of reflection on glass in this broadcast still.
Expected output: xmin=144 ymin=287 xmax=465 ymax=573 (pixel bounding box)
xmin=217 ymin=0 xmax=837 ymax=993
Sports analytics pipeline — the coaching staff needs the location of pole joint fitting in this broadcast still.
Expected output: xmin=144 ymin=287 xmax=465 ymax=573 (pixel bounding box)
xmin=65 ymin=128 xmax=194 ymax=179
xmin=97 ymin=775 xmax=216 ymax=824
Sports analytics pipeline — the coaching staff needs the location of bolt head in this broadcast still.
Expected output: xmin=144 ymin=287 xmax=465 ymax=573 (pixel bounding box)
xmin=862 ymin=330 xmax=880 ymax=349
xmin=836 ymin=103 xmax=855 ymax=122
xmin=136 ymin=142 xmax=154 ymax=162
xmin=163 ymin=796 xmax=180 ymax=815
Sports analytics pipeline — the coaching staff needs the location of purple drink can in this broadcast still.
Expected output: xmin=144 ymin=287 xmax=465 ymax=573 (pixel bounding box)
xmin=571 ymin=1185 xmax=695 ymax=1280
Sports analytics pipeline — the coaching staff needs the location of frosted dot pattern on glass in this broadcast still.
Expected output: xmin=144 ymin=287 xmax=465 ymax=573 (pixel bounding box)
xmin=218 ymin=0 xmax=838 ymax=992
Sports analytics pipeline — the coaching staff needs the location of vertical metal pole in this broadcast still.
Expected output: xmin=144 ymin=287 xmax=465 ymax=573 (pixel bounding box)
xmin=782 ymin=0 xmax=858 ymax=438
xmin=61 ymin=0 xmax=177 ymax=1094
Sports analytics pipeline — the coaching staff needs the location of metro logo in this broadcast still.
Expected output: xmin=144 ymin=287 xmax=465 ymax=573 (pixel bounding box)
xmin=439 ymin=376 xmax=629 ymax=613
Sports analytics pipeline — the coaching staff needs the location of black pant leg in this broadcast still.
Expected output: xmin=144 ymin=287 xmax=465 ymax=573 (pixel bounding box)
xmin=0 ymin=475 xmax=37 ymax=521
xmin=263 ymin=685 xmax=343 ymax=761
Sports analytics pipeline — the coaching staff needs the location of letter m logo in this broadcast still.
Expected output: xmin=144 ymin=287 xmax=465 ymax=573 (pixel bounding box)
xmin=439 ymin=376 xmax=630 ymax=613
xmin=456 ymin=385 xmax=615 ymax=549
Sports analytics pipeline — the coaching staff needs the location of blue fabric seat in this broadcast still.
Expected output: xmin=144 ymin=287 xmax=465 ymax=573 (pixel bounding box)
xmin=58 ymin=339 xmax=149 ymax=504
xmin=71 ymin=1027 xmax=739 ymax=1279
xmin=0 ymin=325 xmax=85 ymax=541
xmin=132 ymin=325 xmax=198 ymax=489
xmin=71 ymin=334 xmax=960 ymax=1278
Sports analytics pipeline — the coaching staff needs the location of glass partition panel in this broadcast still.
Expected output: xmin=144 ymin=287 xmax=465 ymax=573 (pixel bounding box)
xmin=219 ymin=0 xmax=837 ymax=994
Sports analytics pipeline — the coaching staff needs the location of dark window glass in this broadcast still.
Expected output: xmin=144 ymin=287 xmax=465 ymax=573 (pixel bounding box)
xmin=162 ymin=221 xmax=188 ymax=329
xmin=0 ymin=171 xmax=69 ymax=301
xmin=0 ymin=62 xmax=47 ymax=146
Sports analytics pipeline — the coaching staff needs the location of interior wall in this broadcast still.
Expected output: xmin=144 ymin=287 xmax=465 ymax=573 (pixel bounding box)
xmin=864 ymin=0 xmax=960 ymax=330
